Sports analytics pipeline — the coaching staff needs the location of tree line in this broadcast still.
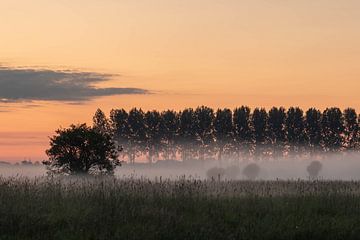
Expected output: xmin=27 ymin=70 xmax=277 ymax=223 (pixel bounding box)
xmin=92 ymin=106 xmax=360 ymax=164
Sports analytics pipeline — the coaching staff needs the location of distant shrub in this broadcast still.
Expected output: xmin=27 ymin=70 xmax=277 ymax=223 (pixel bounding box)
xmin=21 ymin=160 xmax=33 ymax=166
xmin=242 ymin=163 xmax=260 ymax=180
xmin=206 ymin=167 xmax=225 ymax=180
xmin=225 ymin=165 xmax=241 ymax=180
xmin=307 ymin=161 xmax=322 ymax=179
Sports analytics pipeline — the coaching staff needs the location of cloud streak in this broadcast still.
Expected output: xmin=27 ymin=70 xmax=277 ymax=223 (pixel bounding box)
xmin=0 ymin=66 xmax=148 ymax=103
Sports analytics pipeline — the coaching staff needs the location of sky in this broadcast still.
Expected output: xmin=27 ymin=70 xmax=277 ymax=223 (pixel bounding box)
xmin=0 ymin=0 xmax=360 ymax=161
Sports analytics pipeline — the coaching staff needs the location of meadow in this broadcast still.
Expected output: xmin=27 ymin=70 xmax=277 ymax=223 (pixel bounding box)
xmin=1 ymin=176 xmax=360 ymax=240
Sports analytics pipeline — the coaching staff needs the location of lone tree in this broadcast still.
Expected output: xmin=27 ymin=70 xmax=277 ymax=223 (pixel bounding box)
xmin=306 ymin=160 xmax=322 ymax=179
xmin=242 ymin=163 xmax=260 ymax=180
xmin=43 ymin=124 xmax=121 ymax=175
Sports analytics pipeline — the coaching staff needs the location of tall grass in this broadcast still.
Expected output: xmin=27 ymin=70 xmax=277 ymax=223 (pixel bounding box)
xmin=1 ymin=176 xmax=360 ymax=240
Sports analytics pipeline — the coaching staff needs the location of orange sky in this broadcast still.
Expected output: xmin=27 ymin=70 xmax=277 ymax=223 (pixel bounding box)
xmin=0 ymin=0 xmax=359 ymax=161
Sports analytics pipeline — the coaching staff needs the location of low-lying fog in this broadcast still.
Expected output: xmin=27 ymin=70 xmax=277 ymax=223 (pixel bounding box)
xmin=1 ymin=152 xmax=360 ymax=180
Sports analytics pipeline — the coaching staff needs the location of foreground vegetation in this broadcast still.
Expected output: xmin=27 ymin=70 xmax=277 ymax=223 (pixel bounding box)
xmin=1 ymin=177 xmax=360 ymax=240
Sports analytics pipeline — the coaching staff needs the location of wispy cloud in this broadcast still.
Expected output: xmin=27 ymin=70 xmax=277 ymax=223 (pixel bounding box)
xmin=0 ymin=66 xmax=148 ymax=103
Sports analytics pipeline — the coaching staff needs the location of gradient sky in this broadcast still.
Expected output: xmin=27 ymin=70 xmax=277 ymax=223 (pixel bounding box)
xmin=1 ymin=0 xmax=360 ymax=161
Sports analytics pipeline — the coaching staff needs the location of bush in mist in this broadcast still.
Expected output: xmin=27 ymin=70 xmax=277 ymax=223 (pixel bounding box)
xmin=242 ymin=163 xmax=260 ymax=180
xmin=43 ymin=124 xmax=121 ymax=176
xmin=307 ymin=161 xmax=322 ymax=179
xmin=224 ymin=165 xmax=241 ymax=179
xmin=206 ymin=167 xmax=225 ymax=180
xmin=21 ymin=160 xmax=33 ymax=166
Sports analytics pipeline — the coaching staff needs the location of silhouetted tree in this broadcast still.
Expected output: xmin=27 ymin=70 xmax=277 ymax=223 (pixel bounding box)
xmin=305 ymin=108 xmax=323 ymax=155
xmin=268 ymin=107 xmax=287 ymax=158
xmin=306 ymin=160 xmax=322 ymax=179
xmin=242 ymin=163 xmax=260 ymax=180
xmin=161 ymin=110 xmax=179 ymax=160
xmin=144 ymin=110 xmax=162 ymax=164
xmin=110 ymin=109 xmax=130 ymax=161
xmin=178 ymin=108 xmax=197 ymax=161
xmin=343 ymin=108 xmax=358 ymax=150
xmin=194 ymin=106 xmax=215 ymax=160
xmin=93 ymin=108 xmax=111 ymax=135
xmin=322 ymin=108 xmax=344 ymax=152
xmin=286 ymin=107 xmax=306 ymax=157
xmin=233 ymin=106 xmax=253 ymax=160
xmin=214 ymin=108 xmax=233 ymax=161
xmin=44 ymin=124 xmax=120 ymax=175
xmin=127 ymin=108 xmax=146 ymax=163
xmin=252 ymin=108 xmax=268 ymax=159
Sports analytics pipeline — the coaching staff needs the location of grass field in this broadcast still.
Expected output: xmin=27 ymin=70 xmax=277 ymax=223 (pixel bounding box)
xmin=1 ymin=177 xmax=360 ymax=240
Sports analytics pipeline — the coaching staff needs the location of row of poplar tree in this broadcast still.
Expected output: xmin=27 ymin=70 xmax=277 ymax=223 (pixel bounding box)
xmin=92 ymin=106 xmax=360 ymax=163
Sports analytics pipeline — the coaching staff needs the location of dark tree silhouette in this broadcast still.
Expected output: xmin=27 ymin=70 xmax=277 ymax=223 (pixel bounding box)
xmin=286 ymin=107 xmax=306 ymax=157
xmin=252 ymin=108 xmax=268 ymax=159
xmin=178 ymin=108 xmax=197 ymax=161
xmin=194 ymin=106 xmax=215 ymax=160
xmin=44 ymin=124 xmax=120 ymax=175
xmin=306 ymin=160 xmax=322 ymax=179
xmin=127 ymin=108 xmax=146 ymax=164
xmin=268 ymin=107 xmax=287 ymax=158
xmin=233 ymin=106 xmax=253 ymax=160
xmin=242 ymin=163 xmax=260 ymax=180
xmin=214 ymin=108 xmax=233 ymax=161
xmin=343 ymin=108 xmax=358 ymax=150
xmin=144 ymin=110 xmax=162 ymax=164
xmin=161 ymin=110 xmax=179 ymax=160
xmin=322 ymin=108 xmax=344 ymax=152
xmin=93 ymin=108 xmax=111 ymax=135
xmin=110 ymin=109 xmax=130 ymax=161
xmin=305 ymin=108 xmax=323 ymax=155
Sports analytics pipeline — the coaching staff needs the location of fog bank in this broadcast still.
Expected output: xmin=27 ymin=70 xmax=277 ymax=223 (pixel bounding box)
xmin=1 ymin=153 xmax=360 ymax=180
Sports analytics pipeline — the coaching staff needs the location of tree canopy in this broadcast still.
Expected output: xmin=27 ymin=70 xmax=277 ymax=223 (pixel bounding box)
xmin=44 ymin=124 xmax=120 ymax=175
